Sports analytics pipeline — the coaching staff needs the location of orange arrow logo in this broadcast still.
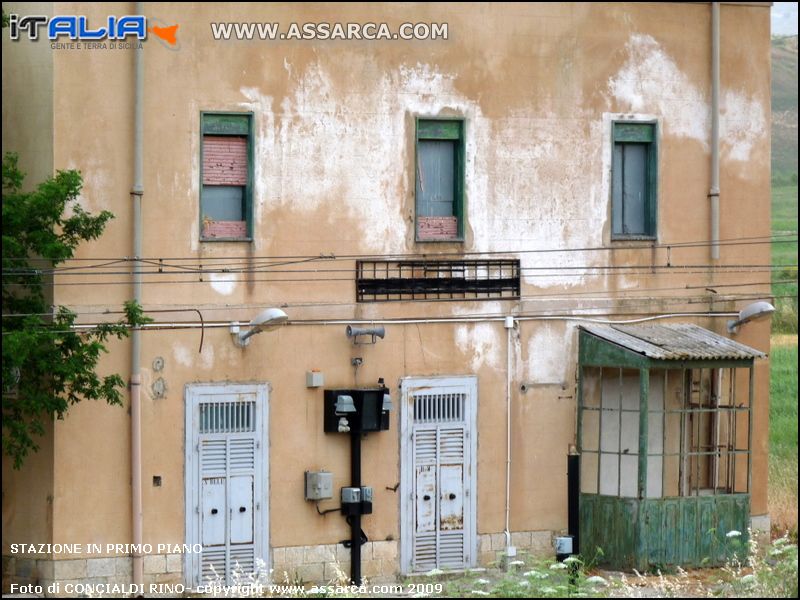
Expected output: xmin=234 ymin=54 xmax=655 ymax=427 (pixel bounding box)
xmin=149 ymin=24 xmax=179 ymax=46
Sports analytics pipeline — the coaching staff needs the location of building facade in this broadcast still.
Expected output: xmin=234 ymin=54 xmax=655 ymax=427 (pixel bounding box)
xmin=2 ymin=1 xmax=773 ymax=592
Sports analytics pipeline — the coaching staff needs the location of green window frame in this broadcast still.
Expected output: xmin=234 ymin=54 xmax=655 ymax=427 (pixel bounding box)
xmin=200 ymin=112 xmax=254 ymax=241
xmin=611 ymin=122 xmax=657 ymax=240
xmin=415 ymin=118 xmax=465 ymax=242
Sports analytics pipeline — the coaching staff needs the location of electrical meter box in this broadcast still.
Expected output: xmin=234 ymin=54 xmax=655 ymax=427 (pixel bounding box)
xmin=360 ymin=486 xmax=373 ymax=515
xmin=304 ymin=471 xmax=333 ymax=501
xmin=341 ymin=486 xmax=362 ymax=516
xmin=323 ymin=387 xmax=391 ymax=433
xmin=340 ymin=486 xmax=373 ymax=515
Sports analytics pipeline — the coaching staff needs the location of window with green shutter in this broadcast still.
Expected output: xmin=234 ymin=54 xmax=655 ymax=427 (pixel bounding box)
xmin=415 ymin=119 xmax=465 ymax=242
xmin=611 ymin=122 xmax=657 ymax=240
xmin=200 ymin=113 xmax=253 ymax=240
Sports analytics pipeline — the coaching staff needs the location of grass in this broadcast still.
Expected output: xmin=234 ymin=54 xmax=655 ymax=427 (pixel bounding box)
xmin=771 ymin=35 xmax=797 ymax=179
xmin=408 ymin=536 xmax=798 ymax=599
xmin=771 ymin=184 xmax=798 ymax=333
xmin=769 ymin=335 xmax=798 ymax=540
xmin=769 ymin=181 xmax=797 ymax=539
xmin=438 ymin=556 xmax=608 ymax=598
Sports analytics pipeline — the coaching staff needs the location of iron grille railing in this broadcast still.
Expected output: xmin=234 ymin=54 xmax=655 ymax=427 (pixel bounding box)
xmin=356 ymin=259 xmax=520 ymax=302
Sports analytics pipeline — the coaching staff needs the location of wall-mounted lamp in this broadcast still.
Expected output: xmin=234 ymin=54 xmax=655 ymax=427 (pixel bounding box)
xmin=230 ymin=308 xmax=288 ymax=347
xmin=727 ymin=301 xmax=775 ymax=334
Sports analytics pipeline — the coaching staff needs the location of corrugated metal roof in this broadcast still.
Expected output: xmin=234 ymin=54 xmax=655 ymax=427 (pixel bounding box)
xmin=580 ymin=323 xmax=766 ymax=361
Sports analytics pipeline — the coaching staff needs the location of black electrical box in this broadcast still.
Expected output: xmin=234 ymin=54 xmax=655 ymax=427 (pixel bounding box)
xmin=324 ymin=387 xmax=390 ymax=433
xmin=340 ymin=486 xmax=373 ymax=516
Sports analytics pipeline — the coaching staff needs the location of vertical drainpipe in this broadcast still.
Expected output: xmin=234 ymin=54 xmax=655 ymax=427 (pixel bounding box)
xmin=131 ymin=1 xmax=144 ymax=588
xmin=710 ymin=2 xmax=721 ymax=260
xmin=503 ymin=316 xmax=515 ymax=559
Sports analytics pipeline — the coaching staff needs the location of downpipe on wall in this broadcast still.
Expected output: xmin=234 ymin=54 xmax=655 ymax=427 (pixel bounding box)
xmin=131 ymin=0 xmax=144 ymax=589
xmin=503 ymin=316 xmax=515 ymax=563
xmin=710 ymin=2 xmax=720 ymax=261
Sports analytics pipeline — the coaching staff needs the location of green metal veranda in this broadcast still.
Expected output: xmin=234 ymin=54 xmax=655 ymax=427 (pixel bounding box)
xmin=576 ymin=324 xmax=765 ymax=570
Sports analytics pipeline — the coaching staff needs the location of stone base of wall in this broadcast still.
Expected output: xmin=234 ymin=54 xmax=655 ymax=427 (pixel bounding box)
xmin=478 ymin=530 xmax=556 ymax=567
xmin=750 ymin=514 xmax=771 ymax=533
xmin=272 ymin=541 xmax=398 ymax=585
xmin=2 ymin=554 xmax=182 ymax=597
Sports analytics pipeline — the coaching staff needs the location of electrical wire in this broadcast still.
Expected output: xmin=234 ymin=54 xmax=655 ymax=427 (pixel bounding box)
xmin=3 ymin=278 xmax=793 ymax=320
xmin=3 ymin=267 xmax=795 ymax=288
xmin=5 ymin=294 xmax=795 ymax=336
xmin=2 ymin=232 xmax=795 ymax=265
xmin=4 ymin=261 xmax=799 ymax=278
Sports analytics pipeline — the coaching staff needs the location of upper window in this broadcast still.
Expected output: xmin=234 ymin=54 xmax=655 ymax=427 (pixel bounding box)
xmin=415 ymin=119 xmax=465 ymax=242
xmin=611 ymin=122 xmax=657 ymax=240
xmin=201 ymin=113 xmax=253 ymax=240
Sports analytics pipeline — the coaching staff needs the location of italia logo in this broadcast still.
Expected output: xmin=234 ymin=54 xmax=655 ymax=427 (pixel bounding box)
xmin=8 ymin=14 xmax=148 ymax=40
xmin=8 ymin=14 xmax=179 ymax=48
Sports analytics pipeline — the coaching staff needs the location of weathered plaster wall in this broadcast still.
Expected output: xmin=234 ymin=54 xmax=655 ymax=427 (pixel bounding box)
xmin=1 ymin=1 xmax=771 ymax=579
xmin=1 ymin=2 xmax=54 ymax=186
xmin=46 ymin=2 xmax=769 ymax=310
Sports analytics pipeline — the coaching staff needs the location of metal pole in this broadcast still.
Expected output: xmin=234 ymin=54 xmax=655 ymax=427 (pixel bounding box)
xmin=638 ymin=369 xmax=650 ymax=499
xmin=131 ymin=1 xmax=145 ymax=588
xmin=567 ymin=451 xmax=580 ymax=555
xmin=597 ymin=368 xmax=603 ymax=494
xmin=710 ymin=2 xmax=721 ymax=260
xmin=747 ymin=367 xmax=754 ymax=494
xmin=350 ymin=430 xmax=362 ymax=585
xmin=503 ymin=317 xmax=514 ymax=555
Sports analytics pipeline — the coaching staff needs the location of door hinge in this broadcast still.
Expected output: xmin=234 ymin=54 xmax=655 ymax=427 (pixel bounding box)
xmin=195 ymin=505 xmax=200 ymax=514
xmin=256 ymin=441 xmax=260 ymax=449
xmin=256 ymin=502 xmax=260 ymax=510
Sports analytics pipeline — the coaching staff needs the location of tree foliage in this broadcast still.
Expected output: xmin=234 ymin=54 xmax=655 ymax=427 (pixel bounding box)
xmin=2 ymin=153 xmax=149 ymax=468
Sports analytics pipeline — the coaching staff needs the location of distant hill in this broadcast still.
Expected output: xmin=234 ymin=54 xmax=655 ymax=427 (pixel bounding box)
xmin=772 ymin=35 xmax=798 ymax=184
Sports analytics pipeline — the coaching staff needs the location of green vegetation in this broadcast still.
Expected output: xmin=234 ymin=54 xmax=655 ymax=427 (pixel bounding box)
xmin=768 ymin=35 xmax=797 ymax=546
xmin=440 ymin=557 xmax=607 ymax=598
xmin=716 ymin=535 xmax=798 ymax=598
xmin=1 ymin=153 xmax=150 ymax=468
xmin=769 ymin=336 xmax=798 ymax=540
xmin=408 ymin=536 xmax=797 ymax=598
xmin=771 ymin=35 xmax=797 ymax=185
xmin=771 ymin=185 xmax=798 ymax=333
xmin=770 ymin=35 xmax=796 ymax=332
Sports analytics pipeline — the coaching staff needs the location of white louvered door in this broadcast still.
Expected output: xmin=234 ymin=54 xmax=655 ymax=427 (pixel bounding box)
xmin=400 ymin=377 xmax=477 ymax=574
xmin=186 ymin=385 xmax=268 ymax=587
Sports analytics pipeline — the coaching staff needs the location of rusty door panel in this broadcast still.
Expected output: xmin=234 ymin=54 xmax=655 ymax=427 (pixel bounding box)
xmin=405 ymin=380 xmax=475 ymax=572
xmin=439 ymin=464 xmax=464 ymax=530
xmin=415 ymin=465 xmax=436 ymax=533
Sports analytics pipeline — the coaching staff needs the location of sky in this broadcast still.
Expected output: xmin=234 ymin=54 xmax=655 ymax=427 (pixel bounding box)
xmin=772 ymin=2 xmax=798 ymax=36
